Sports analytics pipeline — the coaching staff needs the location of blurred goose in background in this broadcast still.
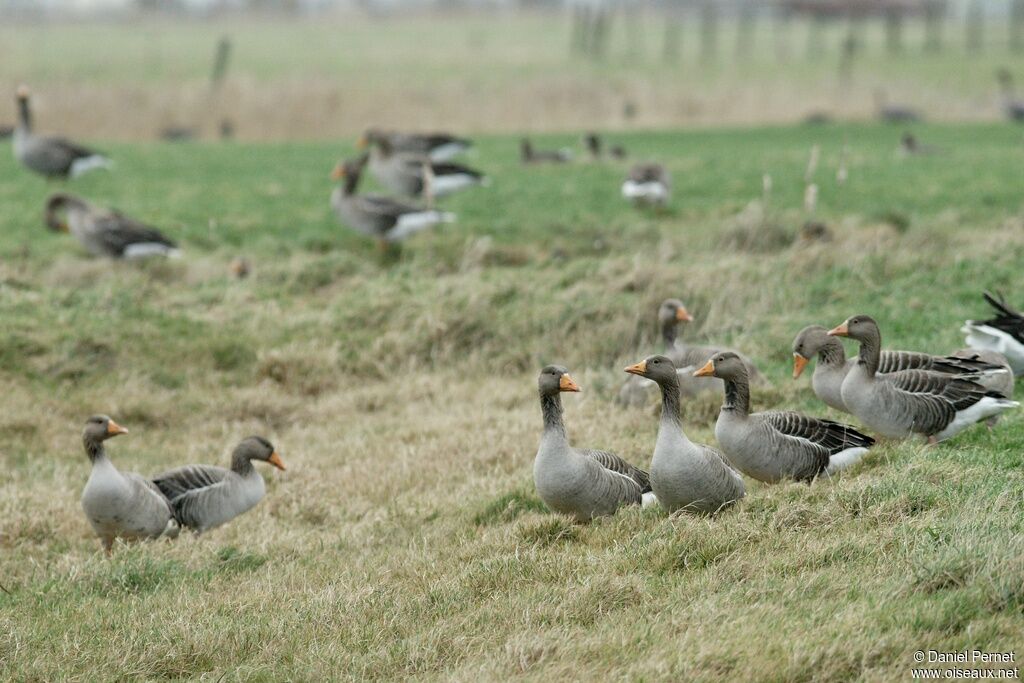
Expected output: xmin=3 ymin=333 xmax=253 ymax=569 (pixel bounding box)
xmin=874 ymin=88 xmax=921 ymax=124
xmin=13 ymin=86 xmax=112 ymax=179
xmin=330 ymin=155 xmax=454 ymax=250
xmin=695 ymin=353 xmax=874 ymax=483
xmin=358 ymin=128 xmax=472 ymax=162
xmin=625 ymin=356 xmax=744 ymax=514
xmin=0 ymin=124 xmax=12 ymax=139
xmin=152 ymin=437 xmax=285 ymax=535
xmin=950 ymin=349 xmax=1014 ymax=424
xmin=996 ymin=69 xmax=1024 ymax=122
xmin=792 ymin=325 xmax=1009 ymax=413
xmin=363 ymin=133 xmax=486 ymax=200
xmin=963 ymin=292 xmax=1024 ymax=375
xmin=899 ymin=132 xmax=939 ymax=156
xmin=583 ymin=133 xmax=627 ymax=160
xmin=45 ymin=193 xmax=179 ymax=259
xmin=520 ymin=138 xmax=572 ymax=164
xmin=534 ymin=366 xmax=653 ymax=521
xmin=830 ymin=316 xmax=1018 ymax=442
xmin=80 ymin=416 xmax=178 ymax=555
xmin=622 ymin=162 xmax=670 ymax=207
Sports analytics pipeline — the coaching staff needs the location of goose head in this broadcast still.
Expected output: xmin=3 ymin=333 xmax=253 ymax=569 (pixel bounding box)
xmin=83 ymin=415 xmax=128 ymax=443
xmin=330 ymin=154 xmax=368 ymax=182
xmin=791 ymin=325 xmax=833 ymax=378
xmin=15 ymin=84 xmax=29 ymax=102
xmin=538 ymin=365 xmax=580 ymax=396
xmin=827 ymin=315 xmax=878 ymax=343
xmin=693 ymin=352 xmax=747 ymax=381
xmin=624 ymin=355 xmax=677 ymax=385
xmin=235 ymin=436 xmax=286 ymax=471
xmin=357 ymin=128 xmax=381 ymax=151
xmin=658 ymin=298 xmax=693 ymax=325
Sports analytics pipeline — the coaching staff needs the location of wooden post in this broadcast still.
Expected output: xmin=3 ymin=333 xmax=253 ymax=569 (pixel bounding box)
xmin=923 ymin=0 xmax=945 ymax=52
xmin=966 ymin=0 xmax=984 ymax=53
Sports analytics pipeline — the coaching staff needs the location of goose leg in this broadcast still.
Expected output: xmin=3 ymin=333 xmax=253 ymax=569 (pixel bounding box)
xmin=101 ymin=537 xmax=114 ymax=556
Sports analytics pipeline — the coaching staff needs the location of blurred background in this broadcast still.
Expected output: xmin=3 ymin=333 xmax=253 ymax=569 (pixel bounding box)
xmin=1 ymin=0 xmax=1023 ymax=140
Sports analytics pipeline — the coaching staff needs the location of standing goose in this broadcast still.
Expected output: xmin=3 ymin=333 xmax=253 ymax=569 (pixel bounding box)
xmin=962 ymin=292 xmax=1024 ymax=375
xmin=621 ymin=162 xmax=671 ymax=208
xmin=364 ymin=134 xmax=486 ymax=200
xmin=625 ymin=356 xmax=745 ymax=514
xmin=80 ymin=415 xmax=178 ymax=555
xmin=330 ymin=155 xmax=454 ymax=250
xmin=45 ymin=193 xmax=179 ymax=259
xmin=996 ymin=69 xmax=1024 ymax=122
xmin=874 ymin=88 xmax=921 ymax=124
xmin=830 ymin=315 xmax=1019 ymax=442
xmin=792 ymin=325 xmax=1009 ymax=413
xmin=152 ymin=437 xmax=285 ymax=535
xmin=358 ymin=128 xmax=472 ymax=162
xmin=534 ymin=366 xmax=652 ymax=521
xmin=694 ymin=353 xmax=874 ymax=483
xmin=13 ymin=86 xmax=112 ymax=179
xmin=520 ymin=138 xmax=572 ymax=164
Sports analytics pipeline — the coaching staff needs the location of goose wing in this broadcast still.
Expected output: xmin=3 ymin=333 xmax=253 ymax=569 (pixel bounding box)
xmin=579 ymin=448 xmax=651 ymax=492
xmin=152 ymin=464 xmax=231 ymax=527
xmin=94 ymin=212 xmax=177 ymax=255
xmin=761 ymin=411 xmax=874 ymax=477
xmin=973 ymin=291 xmax=1024 ymax=343
xmin=884 ymin=370 xmax=998 ymax=437
xmin=878 ymin=350 xmax=1003 ymax=375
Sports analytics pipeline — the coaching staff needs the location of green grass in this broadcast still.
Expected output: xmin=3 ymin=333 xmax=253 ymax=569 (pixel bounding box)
xmin=1 ymin=122 xmax=1024 ymax=679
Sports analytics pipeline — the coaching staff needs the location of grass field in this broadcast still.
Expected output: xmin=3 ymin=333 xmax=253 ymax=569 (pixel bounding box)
xmin=2 ymin=122 xmax=1024 ymax=680
xmin=1 ymin=14 xmax=1022 ymax=139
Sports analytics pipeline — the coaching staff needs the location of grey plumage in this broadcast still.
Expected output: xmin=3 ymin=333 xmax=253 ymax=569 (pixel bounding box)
xmin=534 ymin=366 xmax=647 ymax=521
xmin=365 ymin=136 xmax=485 ymax=199
xmin=359 ymin=128 xmax=472 ymax=162
xmin=45 ymin=193 xmax=178 ymax=259
xmin=13 ymin=86 xmax=112 ymax=179
xmin=520 ymin=138 xmax=571 ymax=164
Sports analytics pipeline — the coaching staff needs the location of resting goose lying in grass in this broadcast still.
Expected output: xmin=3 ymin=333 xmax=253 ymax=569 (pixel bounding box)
xmin=792 ymin=324 xmax=1009 ymax=413
xmin=534 ymin=366 xmax=653 ymax=521
xmin=359 ymin=128 xmax=472 ymax=162
xmin=626 ymin=356 xmax=744 ymax=514
xmin=830 ymin=315 xmax=1018 ymax=443
xmin=520 ymin=138 xmax=572 ymax=164
xmin=330 ymin=155 xmax=454 ymax=250
xmin=962 ymin=292 xmax=1024 ymax=375
xmin=14 ymin=86 xmax=112 ymax=179
xmin=45 ymin=193 xmax=179 ymax=259
xmin=695 ymin=353 xmax=874 ymax=483
xmin=80 ymin=416 xmax=178 ymax=555
xmin=622 ymin=163 xmax=670 ymax=208
xmin=152 ymin=437 xmax=285 ymax=535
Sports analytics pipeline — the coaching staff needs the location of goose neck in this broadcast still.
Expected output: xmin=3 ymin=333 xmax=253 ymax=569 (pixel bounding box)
xmin=855 ymin=329 xmax=882 ymax=376
xmin=660 ymin=319 xmax=678 ymax=348
xmin=722 ymin=377 xmax=751 ymax=416
xmin=16 ymin=97 xmax=31 ymax=132
xmin=817 ymin=336 xmax=847 ymax=367
xmin=539 ymin=392 xmax=567 ymax=440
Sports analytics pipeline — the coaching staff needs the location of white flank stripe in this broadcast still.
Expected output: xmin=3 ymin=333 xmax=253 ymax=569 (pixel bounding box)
xmin=962 ymin=323 xmax=1024 ymax=375
xmin=824 ymin=447 xmax=869 ymax=476
xmin=934 ymin=396 xmax=1020 ymax=442
xmin=430 ymin=174 xmax=479 ymax=197
xmin=428 ymin=143 xmax=469 ymax=162
xmin=641 ymin=491 xmax=659 ymax=508
xmin=70 ymin=155 xmax=113 ymax=177
xmin=123 ymin=243 xmax=180 ymax=259
xmin=622 ymin=180 xmax=669 ymax=202
xmin=391 ymin=211 xmax=455 ymax=241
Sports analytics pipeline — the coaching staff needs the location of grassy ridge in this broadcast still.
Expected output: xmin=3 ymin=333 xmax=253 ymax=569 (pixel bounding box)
xmin=1 ymin=123 xmax=1023 ymax=679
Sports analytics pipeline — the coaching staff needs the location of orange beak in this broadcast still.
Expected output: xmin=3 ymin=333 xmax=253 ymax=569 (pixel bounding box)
xmin=676 ymin=307 xmax=694 ymax=322
xmin=330 ymin=164 xmax=345 ymax=181
xmin=356 ymin=134 xmax=369 ymax=149
xmin=624 ymin=360 xmax=647 ymax=376
xmin=106 ymin=419 xmax=128 ymax=436
xmin=559 ymin=374 xmax=580 ymax=392
xmin=827 ymin=322 xmax=849 ymax=337
xmin=268 ymin=452 xmax=286 ymax=471
xmin=693 ymin=360 xmax=715 ymax=377
xmin=793 ymin=353 xmax=809 ymax=379
xmin=16 ymin=84 xmax=29 ymax=99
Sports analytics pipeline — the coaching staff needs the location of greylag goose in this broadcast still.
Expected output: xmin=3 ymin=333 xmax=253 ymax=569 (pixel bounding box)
xmin=694 ymin=353 xmax=874 ymax=482
xmin=622 ymin=162 xmax=671 ymax=207
xmin=364 ymin=134 xmax=486 ymax=200
xmin=520 ymin=138 xmax=571 ymax=164
xmin=358 ymin=128 xmax=472 ymax=162
xmin=152 ymin=437 xmax=284 ymax=534
xmin=996 ymin=69 xmax=1024 ymax=122
xmin=962 ymin=292 xmax=1024 ymax=374
xmin=13 ymin=86 xmax=112 ymax=179
xmin=80 ymin=415 xmax=178 ymax=555
xmin=534 ymin=366 xmax=653 ymax=521
xmin=874 ymin=88 xmax=921 ymax=123
xmin=899 ymin=132 xmax=938 ymax=156
xmin=45 ymin=193 xmax=179 ymax=259
xmin=330 ymin=155 xmax=454 ymax=250
xmin=625 ymin=356 xmax=745 ymax=513
xmin=830 ymin=316 xmax=1019 ymax=442
xmin=792 ymin=325 xmax=1009 ymax=413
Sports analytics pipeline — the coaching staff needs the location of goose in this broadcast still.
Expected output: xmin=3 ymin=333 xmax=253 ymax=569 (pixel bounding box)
xmin=358 ymin=128 xmax=472 ymax=162
xmin=520 ymin=138 xmax=572 ymax=164
xmin=364 ymin=134 xmax=486 ymax=200
xmin=625 ymin=356 xmax=745 ymax=513
xmin=80 ymin=415 xmax=178 ymax=555
xmin=584 ymin=133 xmax=602 ymax=159
xmin=829 ymin=315 xmax=1019 ymax=442
xmin=152 ymin=437 xmax=285 ymax=535
xmin=694 ymin=353 xmax=874 ymax=482
xmin=962 ymin=292 xmax=1024 ymax=375
xmin=899 ymin=132 xmax=938 ymax=156
xmin=618 ymin=298 xmax=762 ymax=406
xmin=45 ymin=193 xmax=179 ymax=259
xmin=13 ymin=86 xmax=112 ymax=179
xmin=534 ymin=365 xmax=653 ymax=521
xmin=622 ymin=162 xmax=670 ymax=207
xmin=792 ymin=325 xmax=1009 ymax=413
xmin=330 ymin=155 xmax=455 ymax=250
xmin=996 ymin=69 xmax=1024 ymax=122
xmin=874 ymin=88 xmax=921 ymax=124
